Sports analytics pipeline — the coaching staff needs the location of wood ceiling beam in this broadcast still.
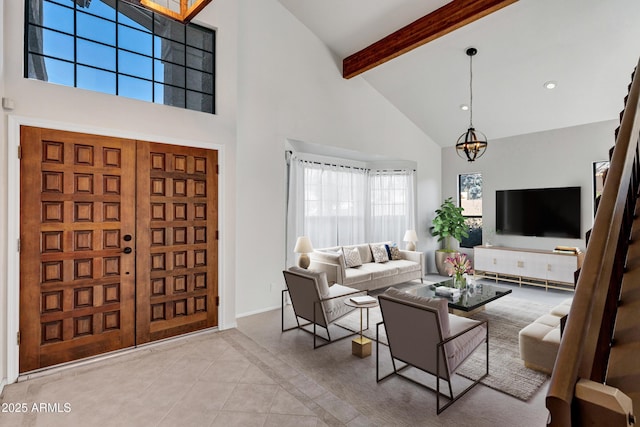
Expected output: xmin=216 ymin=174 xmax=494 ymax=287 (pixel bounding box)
xmin=342 ymin=0 xmax=518 ymax=79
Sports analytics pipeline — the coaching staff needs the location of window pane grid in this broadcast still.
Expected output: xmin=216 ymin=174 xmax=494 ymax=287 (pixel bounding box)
xmin=26 ymin=0 xmax=215 ymax=114
xmin=459 ymin=173 xmax=483 ymax=248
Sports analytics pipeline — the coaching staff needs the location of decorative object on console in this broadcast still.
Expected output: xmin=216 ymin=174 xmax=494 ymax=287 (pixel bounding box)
xmin=431 ymin=197 xmax=469 ymax=276
xmin=403 ymin=229 xmax=418 ymax=251
xmin=294 ymin=236 xmax=314 ymax=269
xmin=456 ymin=47 xmax=488 ymax=162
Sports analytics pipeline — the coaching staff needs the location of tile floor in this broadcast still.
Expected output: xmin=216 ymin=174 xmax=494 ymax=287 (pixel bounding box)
xmin=0 ymin=278 xmax=571 ymax=426
xmin=0 ymin=328 xmax=353 ymax=426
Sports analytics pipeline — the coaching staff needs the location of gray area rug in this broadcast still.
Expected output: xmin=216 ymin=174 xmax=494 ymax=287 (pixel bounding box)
xmin=336 ymin=292 xmax=552 ymax=401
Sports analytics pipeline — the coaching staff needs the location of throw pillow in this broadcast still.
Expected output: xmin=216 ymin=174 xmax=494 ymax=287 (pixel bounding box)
xmin=371 ymin=244 xmax=389 ymax=263
xmin=386 ymin=244 xmax=402 ymax=260
xmin=343 ymin=246 xmax=363 ymax=268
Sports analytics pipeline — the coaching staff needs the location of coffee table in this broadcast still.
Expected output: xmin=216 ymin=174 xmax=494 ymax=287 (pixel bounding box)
xmin=406 ymin=278 xmax=512 ymax=316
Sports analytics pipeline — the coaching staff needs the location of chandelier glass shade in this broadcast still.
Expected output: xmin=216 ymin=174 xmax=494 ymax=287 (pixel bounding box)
xmin=456 ymin=47 xmax=488 ymax=162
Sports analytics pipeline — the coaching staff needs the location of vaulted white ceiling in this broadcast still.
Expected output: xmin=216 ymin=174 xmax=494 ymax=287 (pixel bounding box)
xmin=278 ymin=0 xmax=640 ymax=146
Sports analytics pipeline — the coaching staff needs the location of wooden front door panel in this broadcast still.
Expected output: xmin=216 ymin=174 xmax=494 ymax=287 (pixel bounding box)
xmin=135 ymin=142 xmax=218 ymax=343
xmin=20 ymin=126 xmax=137 ymax=372
xmin=20 ymin=127 xmax=219 ymax=372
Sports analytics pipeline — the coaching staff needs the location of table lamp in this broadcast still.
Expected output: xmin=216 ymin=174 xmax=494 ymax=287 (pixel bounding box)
xmin=403 ymin=230 xmax=418 ymax=251
xmin=294 ymin=236 xmax=313 ymax=269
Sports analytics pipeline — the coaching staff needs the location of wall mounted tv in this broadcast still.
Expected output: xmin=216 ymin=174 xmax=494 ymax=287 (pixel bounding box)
xmin=496 ymin=186 xmax=581 ymax=238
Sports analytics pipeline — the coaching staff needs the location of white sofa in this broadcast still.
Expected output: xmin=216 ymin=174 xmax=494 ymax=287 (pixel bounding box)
xmin=518 ymin=298 xmax=572 ymax=374
xmin=308 ymin=242 xmax=424 ymax=292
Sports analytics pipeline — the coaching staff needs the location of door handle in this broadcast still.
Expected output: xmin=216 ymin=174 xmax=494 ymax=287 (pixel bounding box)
xmin=123 ymin=234 xmax=132 ymax=241
xmin=123 ymin=247 xmax=132 ymax=254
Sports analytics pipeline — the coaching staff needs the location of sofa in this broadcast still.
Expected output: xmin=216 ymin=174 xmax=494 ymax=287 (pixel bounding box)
xmin=308 ymin=242 xmax=424 ymax=292
xmin=518 ymin=298 xmax=572 ymax=374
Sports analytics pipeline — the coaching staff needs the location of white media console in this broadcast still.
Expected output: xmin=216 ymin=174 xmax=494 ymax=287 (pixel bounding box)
xmin=473 ymin=245 xmax=584 ymax=291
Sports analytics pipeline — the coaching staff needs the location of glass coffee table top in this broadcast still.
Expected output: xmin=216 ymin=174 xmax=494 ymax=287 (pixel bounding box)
xmin=407 ymin=278 xmax=512 ymax=312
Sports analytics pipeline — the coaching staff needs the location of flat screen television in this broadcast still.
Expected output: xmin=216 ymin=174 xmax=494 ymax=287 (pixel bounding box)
xmin=496 ymin=186 xmax=581 ymax=238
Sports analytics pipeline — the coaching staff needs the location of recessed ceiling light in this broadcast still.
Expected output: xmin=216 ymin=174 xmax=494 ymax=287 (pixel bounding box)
xmin=544 ymin=81 xmax=557 ymax=89
xmin=460 ymin=104 xmax=469 ymax=111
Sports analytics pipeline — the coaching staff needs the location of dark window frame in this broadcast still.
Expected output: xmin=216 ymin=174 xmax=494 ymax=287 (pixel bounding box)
xmin=25 ymin=0 xmax=215 ymax=114
xmin=458 ymin=173 xmax=483 ymax=248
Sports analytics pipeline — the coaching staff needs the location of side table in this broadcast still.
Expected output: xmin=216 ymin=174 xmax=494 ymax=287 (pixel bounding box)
xmin=344 ymin=298 xmax=378 ymax=358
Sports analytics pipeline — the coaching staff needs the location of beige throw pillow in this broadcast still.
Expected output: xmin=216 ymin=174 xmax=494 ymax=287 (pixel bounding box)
xmin=371 ymin=244 xmax=389 ymax=263
xmin=386 ymin=244 xmax=401 ymax=260
xmin=343 ymin=246 xmax=363 ymax=268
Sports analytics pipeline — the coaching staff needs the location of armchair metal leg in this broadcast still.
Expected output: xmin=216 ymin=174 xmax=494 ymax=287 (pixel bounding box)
xmin=435 ymin=327 xmax=489 ymax=414
xmin=377 ymin=322 xmax=489 ymax=415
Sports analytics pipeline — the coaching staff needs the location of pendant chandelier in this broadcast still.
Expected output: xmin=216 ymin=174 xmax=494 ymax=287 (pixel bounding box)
xmin=456 ymin=47 xmax=488 ymax=162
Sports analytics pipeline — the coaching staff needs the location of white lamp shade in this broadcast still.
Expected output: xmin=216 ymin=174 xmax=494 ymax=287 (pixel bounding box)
xmin=403 ymin=230 xmax=418 ymax=242
xmin=294 ymin=236 xmax=313 ymax=253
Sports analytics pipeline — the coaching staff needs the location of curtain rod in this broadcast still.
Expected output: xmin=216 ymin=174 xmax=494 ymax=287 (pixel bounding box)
xmin=286 ymin=151 xmax=415 ymax=172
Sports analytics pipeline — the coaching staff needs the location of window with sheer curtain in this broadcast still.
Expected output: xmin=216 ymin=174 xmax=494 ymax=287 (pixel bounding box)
xmin=368 ymin=170 xmax=416 ymax=244
xmin=286 ymin=153 xmax=416 ymax=266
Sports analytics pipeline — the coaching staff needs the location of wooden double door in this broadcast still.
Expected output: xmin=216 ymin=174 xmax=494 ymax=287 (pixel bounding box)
xmin=19 ymin=126 xmax=218 ymax=372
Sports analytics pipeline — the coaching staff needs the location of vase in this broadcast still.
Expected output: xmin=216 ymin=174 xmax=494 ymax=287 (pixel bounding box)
xmin=435 ymin=250 xmax=458 ymax=276
xmin=454 ymin=275 xmax=466 ymax=290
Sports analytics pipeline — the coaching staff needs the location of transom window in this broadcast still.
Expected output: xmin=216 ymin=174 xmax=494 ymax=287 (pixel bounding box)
xmin=25 ymin=0 xmax=215 ymax=113
xmin=459 ymin=173 xmax=483 ymax=248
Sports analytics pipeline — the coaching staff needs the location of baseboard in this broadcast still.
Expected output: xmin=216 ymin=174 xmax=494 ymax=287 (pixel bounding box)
xmin=18 ymin=328 xmax=221 ymax=382
xmin=236 ymin=305 xmax=280 ymax=319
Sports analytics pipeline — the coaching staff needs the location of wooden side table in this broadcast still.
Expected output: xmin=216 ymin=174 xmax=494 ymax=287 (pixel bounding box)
xmin=344 ymin=298 xmax=378 ymax=358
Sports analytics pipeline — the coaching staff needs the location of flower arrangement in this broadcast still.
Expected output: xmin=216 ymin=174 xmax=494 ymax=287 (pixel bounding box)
xmin=445 ymin=253 xmax=473 ymax=287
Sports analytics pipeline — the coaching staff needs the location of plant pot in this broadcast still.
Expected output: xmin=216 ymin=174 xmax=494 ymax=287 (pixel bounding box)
xmin=435 ymin=250 xmax=458 ymax=276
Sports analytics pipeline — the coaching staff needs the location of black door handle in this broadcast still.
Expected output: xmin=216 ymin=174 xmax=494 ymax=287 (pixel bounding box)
xmin=123 ymin=247 xmax=132 ymax=254
xmin=123 ymin=234 xmax=132 ymax=241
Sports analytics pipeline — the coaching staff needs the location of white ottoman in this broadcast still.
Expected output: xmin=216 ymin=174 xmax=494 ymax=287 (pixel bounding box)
xmin=518 ymin=299 xmax=572 ymax=374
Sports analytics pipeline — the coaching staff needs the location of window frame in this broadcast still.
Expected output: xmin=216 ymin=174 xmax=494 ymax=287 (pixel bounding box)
xmin=458 ymin=172 xmax=483 ymax=248
xmin=25 ymin=0 xmax=216 ymax=114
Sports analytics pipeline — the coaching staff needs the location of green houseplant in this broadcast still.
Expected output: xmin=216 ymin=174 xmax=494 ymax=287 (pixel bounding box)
xmin=432 ymin=197 xmax=469 ymax=276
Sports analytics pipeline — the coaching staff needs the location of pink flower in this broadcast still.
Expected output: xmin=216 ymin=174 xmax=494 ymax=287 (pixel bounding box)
xmin=444 ymin=253 xmax=474 ymax=277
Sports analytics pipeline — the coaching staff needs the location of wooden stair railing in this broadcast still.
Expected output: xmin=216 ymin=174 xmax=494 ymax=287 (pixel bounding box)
xmin=546 ymin=58 xmax=640 ymax=426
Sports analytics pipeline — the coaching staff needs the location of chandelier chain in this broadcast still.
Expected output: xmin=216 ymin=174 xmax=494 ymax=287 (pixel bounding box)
xmin=469 ymin=52 xmax=473 ymax=127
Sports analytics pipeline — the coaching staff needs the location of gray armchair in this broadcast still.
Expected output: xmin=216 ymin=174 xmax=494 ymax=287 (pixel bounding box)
xmin=282 ymin=267 xmax=366 ymax=348
xmin=377 ymin=287 xmax=488 ymax=414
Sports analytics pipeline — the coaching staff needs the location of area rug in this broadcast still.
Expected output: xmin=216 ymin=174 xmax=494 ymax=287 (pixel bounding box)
xmin=335 ymin=293 xmax=552 ymax=401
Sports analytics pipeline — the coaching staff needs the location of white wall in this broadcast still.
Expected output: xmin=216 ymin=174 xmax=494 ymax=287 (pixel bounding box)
xmin=235 ymin=0 xmax=442 ymax=315
xmin=0 ymin=0 xmax=7 ymax=391
xmin=0 ymin=0 xmax=442 ymax=387
xmin=441 ymin=120 xmax=617 ymax=259
xmin=0 ymin=0 xmax=238 ymax=386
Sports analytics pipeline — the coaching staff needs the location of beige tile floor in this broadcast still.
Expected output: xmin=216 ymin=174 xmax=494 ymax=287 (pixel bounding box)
xmin=0 ymin=329 xmax=354 ymax=426
xmin=1 ymin=279 xmax=568 ymax=427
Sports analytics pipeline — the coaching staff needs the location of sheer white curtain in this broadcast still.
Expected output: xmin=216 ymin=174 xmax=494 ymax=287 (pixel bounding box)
xmin=286 ymin=154 xmax=415 ymax=266
xmin=368 ymin=169 xmax=416 ymax=245
xmin=302 ymin=161 xmax=366 ymax=248
xmin=286 ymin=154 xmax=366 ymax=265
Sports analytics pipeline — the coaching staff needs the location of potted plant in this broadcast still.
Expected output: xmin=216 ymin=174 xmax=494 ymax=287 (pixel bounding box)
xmin=431 ymin=197 xmax=469 ymax=276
